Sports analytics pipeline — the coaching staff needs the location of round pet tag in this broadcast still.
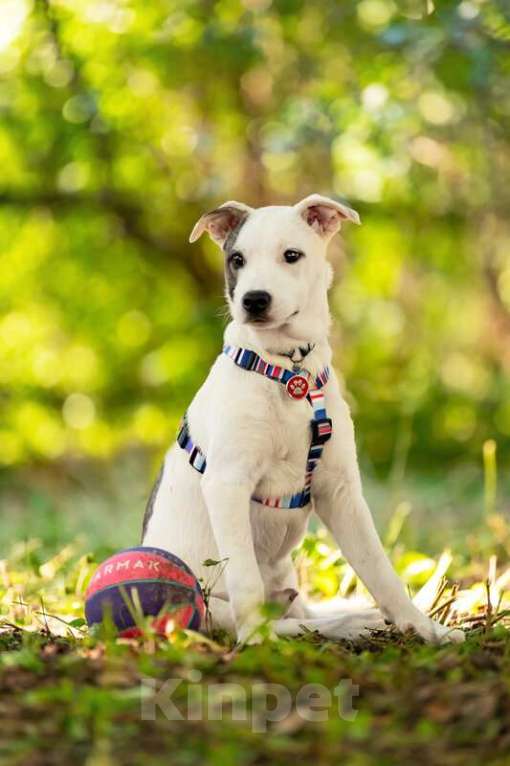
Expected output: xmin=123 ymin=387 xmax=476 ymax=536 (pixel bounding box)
xmin=286 ymin=374 xmax=309 ymax=400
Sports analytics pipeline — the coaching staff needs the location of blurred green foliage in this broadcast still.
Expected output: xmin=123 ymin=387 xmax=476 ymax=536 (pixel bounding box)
xmin=1 ymin=0 xmax=510 ymax=474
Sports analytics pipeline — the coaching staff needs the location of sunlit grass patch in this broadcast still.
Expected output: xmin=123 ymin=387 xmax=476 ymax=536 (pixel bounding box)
xmin=1 ymin=512 xmax=510 ymax=764
xmin=2 ymin=510 xmax=510 ymax=642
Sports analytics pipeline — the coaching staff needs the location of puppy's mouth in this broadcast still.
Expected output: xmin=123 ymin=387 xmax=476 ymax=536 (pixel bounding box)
xmin=244 ymin=310 xmax=299 ymax=329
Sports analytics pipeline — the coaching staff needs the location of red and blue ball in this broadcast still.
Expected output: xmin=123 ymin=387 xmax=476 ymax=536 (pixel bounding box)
xmin=85 ymin=546 xmax=205 ymax=637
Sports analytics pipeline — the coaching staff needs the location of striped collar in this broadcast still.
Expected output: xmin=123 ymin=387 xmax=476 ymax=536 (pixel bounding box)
xmin=223 ymin=344 xmax=330 ymax=391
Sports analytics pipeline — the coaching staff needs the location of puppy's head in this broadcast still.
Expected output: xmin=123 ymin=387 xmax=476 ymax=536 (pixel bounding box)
xmin=190 ymin=194 xmax=360 ymax=331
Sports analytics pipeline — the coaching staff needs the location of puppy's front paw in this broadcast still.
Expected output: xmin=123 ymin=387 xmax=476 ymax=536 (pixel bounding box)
xmin=430 ymin=622 xmax=465 ymax=644
xmin=395 ymin=610 xmax=465 ymax=644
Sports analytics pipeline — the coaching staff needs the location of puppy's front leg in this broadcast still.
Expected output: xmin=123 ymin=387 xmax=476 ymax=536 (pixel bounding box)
xmin=202 ymin=435 xmax=269 ymax=644
xmin=315 ymin=413 xmax=464 ymax=644
xmin=316 ymin=485 xmax=463 ymax=643
xmin=202 ymin=476 xmax=265 ymax=643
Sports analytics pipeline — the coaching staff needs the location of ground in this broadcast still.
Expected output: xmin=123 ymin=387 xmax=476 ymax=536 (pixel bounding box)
xmin=1 ymin=498 xmax=510 ymax=766
xmin=1 ymin=624 xmax=510 ymax=766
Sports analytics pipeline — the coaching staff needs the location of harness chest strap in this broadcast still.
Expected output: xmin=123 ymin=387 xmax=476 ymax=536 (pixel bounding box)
xmin=177 ymin=345 xmax=333 ymax=510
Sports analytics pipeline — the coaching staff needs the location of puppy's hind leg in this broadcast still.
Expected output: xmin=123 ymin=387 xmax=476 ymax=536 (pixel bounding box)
xmin=205 ymin=596 xmax=236 ymax=636
xmin=205 ymin=596 xmax=384 ymax=643
xmin=272 ymin=608 xmax=386 ymax=642
xmin=304 ymin=597 xmax=381 ymax=620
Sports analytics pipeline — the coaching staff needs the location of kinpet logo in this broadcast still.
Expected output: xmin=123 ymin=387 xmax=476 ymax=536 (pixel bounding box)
xmin=141 ymin=673 xmax=360 ymax=732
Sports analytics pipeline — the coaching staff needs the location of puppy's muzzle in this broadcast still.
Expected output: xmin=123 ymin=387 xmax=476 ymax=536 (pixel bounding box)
xmin=242 ymin=290 xmax=272 ymax=320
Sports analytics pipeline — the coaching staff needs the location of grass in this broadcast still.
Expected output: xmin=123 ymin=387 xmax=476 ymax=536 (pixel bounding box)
xmin=2 ymin=504 xmax=510 ymax=766
xmin=1 ymin=445 xmax=509 ymax=765
xmin=2 ymin=622 xmax=510 ymax=766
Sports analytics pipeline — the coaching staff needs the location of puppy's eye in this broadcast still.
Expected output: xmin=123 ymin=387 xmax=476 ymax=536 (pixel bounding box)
xmin=229 ymin=251 xmax=245 ymax=269
xmin=284 ymin=249 xmax=304 ymax=264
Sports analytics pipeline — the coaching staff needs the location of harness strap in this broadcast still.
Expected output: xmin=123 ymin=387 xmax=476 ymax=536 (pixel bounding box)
xmin=176 ymin=345 xmax=332 ymax=510
xmin=223 ymin=344 xmax=331 ymax=389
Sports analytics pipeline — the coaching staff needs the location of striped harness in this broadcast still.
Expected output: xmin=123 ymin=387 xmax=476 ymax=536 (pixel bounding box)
xmin=177 ymin=344 xmax=332 ymax=509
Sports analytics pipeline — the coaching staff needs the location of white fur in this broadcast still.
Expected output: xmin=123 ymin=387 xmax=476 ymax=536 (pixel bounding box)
xmin=143 ymin=195 xmax=464 ymax=645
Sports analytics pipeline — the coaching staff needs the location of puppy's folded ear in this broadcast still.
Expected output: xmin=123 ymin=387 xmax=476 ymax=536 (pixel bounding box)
xmin=189 ymin=201 xmax=253 ymax=245
xmin=294 ymin=194 xmax=360 ymax=239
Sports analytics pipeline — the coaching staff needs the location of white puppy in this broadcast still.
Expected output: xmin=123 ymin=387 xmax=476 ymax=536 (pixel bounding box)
xmin=142 ymin=194 xmax=463 ymax=645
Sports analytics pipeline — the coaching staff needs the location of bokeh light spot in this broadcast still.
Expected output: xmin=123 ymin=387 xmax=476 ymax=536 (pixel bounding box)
xmin=117 ymin=310 xmax=151 ymax=348
xmin=418 ymin=92 xmax=456 ymax=125
xmin=362 ymin=84 xmax=388 ymax=112
xmin=62 ymin=393 xmax=96 ymax=430
xmin=57 ymin=162 xmax=90 ymax=193
xmin=410 ymin=136 xmax=445 ymax=167
xmin=458 ymin=1 xmax=479 ymax=19
xmin=357 ymin=0 xmax=395 ymax=29
xmin=0 ymin=0 xmax=29 ymax=52
xmin=62 ymin=95 xmax=94 ymax=124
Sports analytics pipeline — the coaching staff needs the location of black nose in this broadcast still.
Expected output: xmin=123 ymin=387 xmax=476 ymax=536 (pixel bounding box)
xmin=242 ymin=290 xmax=272 ymax=315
